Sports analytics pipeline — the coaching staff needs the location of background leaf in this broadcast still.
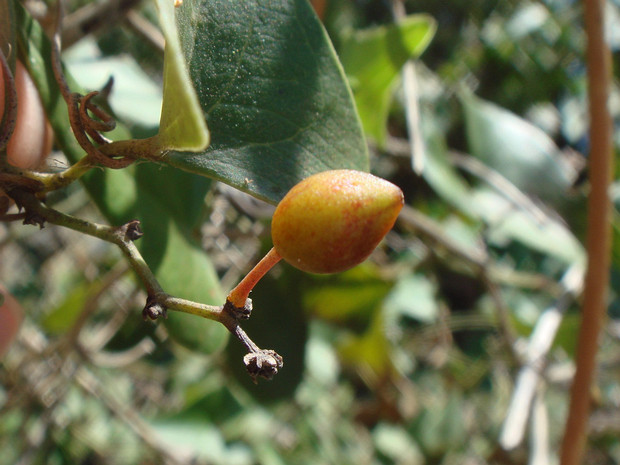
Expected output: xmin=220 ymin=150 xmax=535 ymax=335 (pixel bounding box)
xmin=64 ymin=38 xmax=162 ymax=128
xmin=462 ymin=92 xmax=575 ymax=206
xmin=163 ymin=0 xmax=369 ymax=204
xmin=339 ymin=15 xmax=436 ymax=145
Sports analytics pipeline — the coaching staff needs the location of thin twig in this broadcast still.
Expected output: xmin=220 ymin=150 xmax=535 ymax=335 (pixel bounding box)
xmin=88 ymin=338 xmax=156 ymax=367
xmin=7 ymin=188 xmax=216 ymax=315
xmin=499 ymin=264 xmax=584 ymax=450
xmin=14 ymin=323 xmax=187 ymax=465
xmin=0 ymin=212 xmax=26 ymax=222
xmin=560 ymin=0 xmax=614 ymax=461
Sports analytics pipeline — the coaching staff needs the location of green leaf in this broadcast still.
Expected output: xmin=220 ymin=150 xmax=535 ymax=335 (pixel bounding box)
xmin=471 ymin=187 xmax=585 ymax=265
xmin=155 ymin=0 xmax=209 ymax=151
xmin=339 ymin=15 xmax=436 ymax=145
xmin=163 ymin=0 xmax=369 ymax=204
xmin=462 ymin=92 xmax=574 ymax=206
xmin=410 ymin=389 xmax=467 ymax=458
xmin=303 ymin=265 xmax=393 ymax=325
xmin=374 ymin=424 xmax=424 ymax=464
xmin=149 ymin=419 xmax=239 ymax=463
xmin=422 ymin=124 xmax=478 ymax=216
xmin=43 ymin=281 xmax=91 ymax=334
xmin=338 ymin=310 xmax=394 ymax=380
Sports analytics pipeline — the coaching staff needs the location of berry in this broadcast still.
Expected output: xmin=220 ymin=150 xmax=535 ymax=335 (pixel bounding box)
xmin=271 ymin=169 xmax=403 ymax=274
xmin=227 ymin=170 xmax=403 ymax=309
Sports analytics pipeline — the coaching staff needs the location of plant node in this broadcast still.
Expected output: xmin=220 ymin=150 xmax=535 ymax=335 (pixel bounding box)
xmin=22 ymin=210 xmax=46 ymax=229
xmin=223 ymin=297 xmax=253 ymax=320
xmin=143 ymin=297 xmax=167 ymax=321
xmin=121 ymin=220 xmax=144 ymax=241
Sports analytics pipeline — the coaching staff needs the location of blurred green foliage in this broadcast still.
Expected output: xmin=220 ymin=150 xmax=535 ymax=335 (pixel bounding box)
xmin=1 ymin=0 xmax=620 ymax=464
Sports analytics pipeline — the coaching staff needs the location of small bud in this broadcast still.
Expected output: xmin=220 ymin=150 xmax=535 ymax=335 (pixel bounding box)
xmin=224 ymin=297 xmax=253 ymax=320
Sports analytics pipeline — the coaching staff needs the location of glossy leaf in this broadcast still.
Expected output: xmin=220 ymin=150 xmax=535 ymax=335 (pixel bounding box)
xmin=156 ymin=0 xmax=209 ymax=151
xmin=339 ymin=15 xmax=436 ymax=145
xmin=163 ymin=0 xmax=369 ymax=204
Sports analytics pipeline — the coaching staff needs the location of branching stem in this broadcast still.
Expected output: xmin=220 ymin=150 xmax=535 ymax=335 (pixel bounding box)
xmin=6 ymin=188 xmax=283 ymax=381
xmin=8 ymin=188 xmax=213 ymax=313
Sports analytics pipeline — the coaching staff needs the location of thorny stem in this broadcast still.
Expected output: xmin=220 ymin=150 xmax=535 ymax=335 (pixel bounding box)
xmin=7 ymin=188 xmax=283 ymax=381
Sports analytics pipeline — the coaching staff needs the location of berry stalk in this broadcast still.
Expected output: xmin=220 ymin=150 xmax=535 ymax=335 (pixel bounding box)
xmin=227 ymin=247 xmax=282 ymax=309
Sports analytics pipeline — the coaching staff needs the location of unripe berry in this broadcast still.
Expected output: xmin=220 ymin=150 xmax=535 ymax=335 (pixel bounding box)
xmin=227 ymin=170 xmax=403 ymax=309
xmin=271 ymin=169 xmax=404 ymax=274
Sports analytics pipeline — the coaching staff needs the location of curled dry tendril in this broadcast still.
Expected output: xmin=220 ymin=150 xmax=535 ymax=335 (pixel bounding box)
xmin=51 ymin=1 xmax=134 ymax=170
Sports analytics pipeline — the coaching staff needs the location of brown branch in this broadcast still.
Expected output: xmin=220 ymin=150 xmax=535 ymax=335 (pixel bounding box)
xmin=559 ymin=0 xmax=614 ymax=462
